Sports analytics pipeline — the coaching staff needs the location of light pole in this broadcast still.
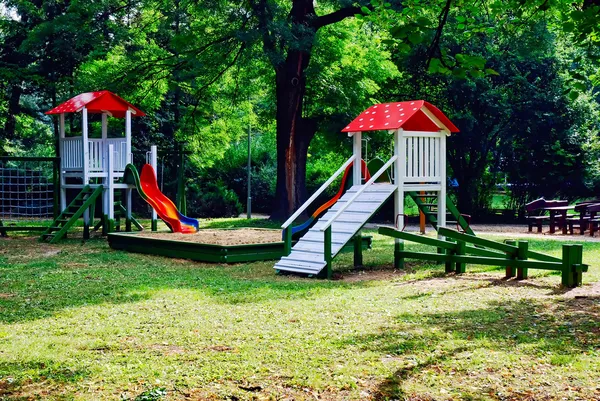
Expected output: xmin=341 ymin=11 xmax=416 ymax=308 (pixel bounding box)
xmin=246 ymin=97 xmax=252 ymax=219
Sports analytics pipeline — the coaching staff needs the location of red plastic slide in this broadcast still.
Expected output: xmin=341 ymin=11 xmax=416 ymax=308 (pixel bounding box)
xmin=139 ymin=164 xmax=197 ymax=233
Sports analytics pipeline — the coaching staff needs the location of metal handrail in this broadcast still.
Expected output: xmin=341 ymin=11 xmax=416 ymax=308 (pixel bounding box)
xmin=320 ymin=155 xmax=398 ymax=231
xmin=281 ymin=155 xmax=356 ymax=229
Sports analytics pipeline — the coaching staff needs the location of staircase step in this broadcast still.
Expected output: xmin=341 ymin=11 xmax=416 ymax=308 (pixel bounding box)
xmin=278 ymin=255 xmax=326 ymax=268
xmin=274 ymin=262 xmax=324 ymax=275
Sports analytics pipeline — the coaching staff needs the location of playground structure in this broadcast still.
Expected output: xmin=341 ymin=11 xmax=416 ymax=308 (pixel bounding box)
xmin=276 ymin=100 xmax=471 ymax=278
xmin=38 ymin=91 xmax=197 ymax=243
xmin=378 ymin=226 xmax=587 ymax=288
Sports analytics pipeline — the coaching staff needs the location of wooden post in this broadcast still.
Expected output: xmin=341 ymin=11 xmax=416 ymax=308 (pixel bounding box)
xmin=437 ymin=132 xmax=447 ymax=235
xmin=505 ymin=240 xmax=517 ymax=278
xmin=561 ymin=245 xmax=573 ymax=287
xmin=82 ymin=107 xmax=89 ymax=185
xmin=284 ymin=227 xmax=292 ymax=256
xmin=353 ymin=234 xmax=363 ymax=267
xmin=352 ymin=131 xmax=362 ymax=185
xmin=394 ymin=129 xmax=404 ymax=268
xmin=517 ymin=241 xmax=529 ymax=279
xmin=573 ymin=244 xmax=583 ymax=287
xmin=150 ymin=145 xmax=158 ymax=231
xmin=126 ymin=188 xmax=132 ymax=231
xmin=107 ymin=144 xmax=115 ymax=233
xmin=561 ymin=244 xmax=582 ymax=288
xmin=419 ymin=190 xmax=426 ymax=234
xmin=59 ymin=114 xmax=67 ymax=212
xmin=82 ymin=107 xmax=90 ymax=234
xmin=445 ymin=242 xmax=454 ymax=273
xmin=455 ymin=240 xmax=466 ymax=273
xmin=125 ymin=110 xmax=132 ymax=164
xmin=325 ymin=226 xmax=333 ymax=279
xmin=394 ymin=239 xmax=404 ymax=270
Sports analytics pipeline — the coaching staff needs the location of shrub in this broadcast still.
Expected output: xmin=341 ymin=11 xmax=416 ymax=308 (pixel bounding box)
xmin=188 ymin=180 xmax=243 ymax=218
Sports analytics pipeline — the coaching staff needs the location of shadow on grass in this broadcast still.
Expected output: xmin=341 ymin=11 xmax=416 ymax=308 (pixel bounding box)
xmin=339 ymin=297 xmax=599 ymax=400
xmin=0 ymin=236 xmax=398 ymax=324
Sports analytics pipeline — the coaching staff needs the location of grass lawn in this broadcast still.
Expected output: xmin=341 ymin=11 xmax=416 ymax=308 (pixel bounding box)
xmin=0 ymin=220 xmax=598 ymax=400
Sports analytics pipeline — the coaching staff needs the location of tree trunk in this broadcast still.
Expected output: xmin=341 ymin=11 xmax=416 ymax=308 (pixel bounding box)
xmin=269 ymin=0 xmax=318 ymax=220
xmin=3 ymin=84 xmax=22 ymax=141
xmin=270 ymin=60 xmax=317 ymax=220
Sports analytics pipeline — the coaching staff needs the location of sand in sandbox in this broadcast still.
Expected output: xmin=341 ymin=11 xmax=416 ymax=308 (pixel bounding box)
xmin=135 ymin=228 xmax=282 ymax=246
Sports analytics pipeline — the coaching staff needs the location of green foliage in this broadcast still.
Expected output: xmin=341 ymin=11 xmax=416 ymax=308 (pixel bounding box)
xmin=188 ymin=179 xmax=243 ymax=218
xmin=1 ymin=0 xmax=599 ymax=218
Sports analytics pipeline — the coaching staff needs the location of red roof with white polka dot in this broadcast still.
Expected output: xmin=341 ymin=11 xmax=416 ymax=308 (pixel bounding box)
xmin=46 ymin=91 xmax=146 ymax=118
xmin=342 ymin=100 xmax=458 ymax=133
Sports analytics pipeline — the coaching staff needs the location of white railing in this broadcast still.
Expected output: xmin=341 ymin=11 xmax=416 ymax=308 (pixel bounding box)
xmin=107 ymin=138 xmax=127 ymax=172
xmin=403 ymin=133 xmax=441 ymax=182
xmin=281 ymin=155 xmax=356 ymax=229
xmin=61 ymin=137 xmax=127 ymax=173
xmin=61 ymin=137 xmax=83 ymax=171
xmin=320 ymin=155 xmax=398 ymax=231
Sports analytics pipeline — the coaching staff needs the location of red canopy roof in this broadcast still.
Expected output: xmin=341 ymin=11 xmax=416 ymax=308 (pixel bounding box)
xmin=342 ymin=100 xmax=458 ymax=133
xmin=46 ymin=91 xmax=146 ymax=118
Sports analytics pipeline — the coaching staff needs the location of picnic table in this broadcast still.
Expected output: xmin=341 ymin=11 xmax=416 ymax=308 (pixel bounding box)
xmin=543 ymin=205 xmax=575 ymax=234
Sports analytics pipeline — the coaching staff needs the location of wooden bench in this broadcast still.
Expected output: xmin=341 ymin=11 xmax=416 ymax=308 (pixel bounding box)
xmin=566 ymin=199 xmax=600 ymax=235
xmin=586 ymin=203 xmax=600 ymax=237
xmin=526 ymin=198 xmax=568 ymax=233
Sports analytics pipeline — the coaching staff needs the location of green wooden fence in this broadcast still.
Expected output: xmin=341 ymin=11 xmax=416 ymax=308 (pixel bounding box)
xmin=378 ymin=226 xmax=587 ymax=288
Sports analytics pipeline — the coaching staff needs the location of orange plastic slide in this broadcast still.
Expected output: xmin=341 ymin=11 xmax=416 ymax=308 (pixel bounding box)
xmin=139 ymin=164 xmax=198 ymax=233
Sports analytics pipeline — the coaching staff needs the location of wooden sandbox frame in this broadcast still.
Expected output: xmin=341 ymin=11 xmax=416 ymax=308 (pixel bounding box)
xmin=108 ymin=229 xmax=372 ymax=264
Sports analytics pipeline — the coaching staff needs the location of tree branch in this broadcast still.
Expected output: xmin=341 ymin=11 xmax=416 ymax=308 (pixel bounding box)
xmin=313 ymin=6 xmax=363 ymax=30
xmin=426 ymin=0 xmax=452 ymax=68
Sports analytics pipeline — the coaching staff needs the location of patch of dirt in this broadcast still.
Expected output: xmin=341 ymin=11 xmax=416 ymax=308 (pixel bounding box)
xmin=0 ymin=293 xmax=13 ymax=299
xmin=337 ymin=268 xmax=407 ymax=282
xmin=42 ymin=249 xmax=61 ymax=257
xmin=562 ymin=280 xmax=600 ymax=299
xmin=148 ymin=343 xmax=186 ymax=355
xmin=134 ymin=228 xmax=282 ymax=246
xmin=207 ymin=345 xmax=235 ymax=352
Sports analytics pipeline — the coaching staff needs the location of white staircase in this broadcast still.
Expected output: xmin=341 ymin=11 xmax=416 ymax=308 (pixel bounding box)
xmin=274 ymin=183 xmax=396 ymax=276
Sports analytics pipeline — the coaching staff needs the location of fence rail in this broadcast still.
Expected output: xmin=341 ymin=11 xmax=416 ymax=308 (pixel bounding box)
xmin=378 ymin=226 xmax=587 ymax=288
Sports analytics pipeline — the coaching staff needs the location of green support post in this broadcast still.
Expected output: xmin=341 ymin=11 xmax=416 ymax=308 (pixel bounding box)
xmin=394 ymin=239 xmax=404 ymax=269
xmin=284 ymin=228 xmax=292 ymax=256
xmin=325 ymin=226 xmax=333 ymax=279
xmin=0 ymin=221 xmax=7 ymax=238
xmin=561 ymin=245 xmax=573 ymax=288
xmin=455 ymin=240 xmax=466 ymax=274
xmin=83 ymin=199 xmax=95 ymax=240
xmin=102 ymin=215 xmax=108 ymax=236
xmin=517 ymin=241 xmax=529 ymax=280
xmin=505 ymin=240 xmax=517 ymax=278
xmin=151 ymin=219 xmax=158 ymax=232
xmin=573 ymin=244 xmax=584 ymax=287
xmin=561 ymin=244 xmax=583 ymax=288
xmin=353 ymin=234 xmax=363 ymax=267
xmin=445 ymin=248 xmax=454 ymax=273
xmin=52 ymin=158 xmax=60 ymax=219
xmin=445 ymin=237 xmax=455 ymax=273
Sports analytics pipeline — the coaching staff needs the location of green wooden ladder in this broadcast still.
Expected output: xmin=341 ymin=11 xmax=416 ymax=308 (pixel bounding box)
xmin=408 ymin=191 xmax=475 ymax=236
xmin=40 ymin=185 xmax=104 ymax=244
